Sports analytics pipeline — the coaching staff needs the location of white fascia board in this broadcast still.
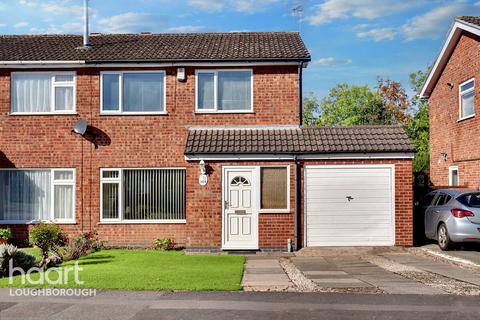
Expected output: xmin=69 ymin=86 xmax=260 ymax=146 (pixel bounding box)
xmin=421 ymin=20 xmax=480 ymax=98
xmin=87 ymin=61 xmax=304 ymax=68
xmin=184 ymin=152 xmax=415 ymax=161
xmin=0 ymin=61 xmax=304 ymax=69
xmin=0 ymin=61 xmax=86 ymax=68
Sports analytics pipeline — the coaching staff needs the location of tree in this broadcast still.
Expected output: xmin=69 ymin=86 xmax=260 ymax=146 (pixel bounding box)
xmin=304 ymin=83 xmax=394 ymax=126
xmin=377 ymin=78 xmax=412 ymax=125
xmin=302 ymin=69 xmax=430 ymax=173
xmin=406 ymin=70 xmax=429 ymax=173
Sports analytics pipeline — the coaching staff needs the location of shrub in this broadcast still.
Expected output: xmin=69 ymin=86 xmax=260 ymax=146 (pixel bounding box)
xmin=29 ymin=224 xmax=67 ymax=269
xmin=0 ymin=244 xmax=36 ymax=277
xmin=153 ymin=238 xmax=175 ymax=251
xmin=0 ymin=228 xmax=12 ymax=243
xmin=65 ymin=231 xmax=104 ymax=260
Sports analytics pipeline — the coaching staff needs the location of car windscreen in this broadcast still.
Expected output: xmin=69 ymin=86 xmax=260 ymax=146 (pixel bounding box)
xmin=457 ymin=193 xmax=480 ymax=208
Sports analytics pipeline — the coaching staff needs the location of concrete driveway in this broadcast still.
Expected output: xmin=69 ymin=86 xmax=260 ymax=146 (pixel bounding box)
xmin=243 ymin=247 xmax=480 ymax=295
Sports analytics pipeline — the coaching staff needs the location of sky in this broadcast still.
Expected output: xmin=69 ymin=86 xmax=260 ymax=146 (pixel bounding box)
xmin=1 ymin=0 xmax=480 ymax=98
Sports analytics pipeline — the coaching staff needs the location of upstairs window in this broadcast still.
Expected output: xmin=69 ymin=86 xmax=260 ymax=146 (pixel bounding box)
xmin=101 ymin=71 xmax=166 ymax=114
xmin=11 ymin=72 xmax=76 ymax=114
xmin=459 ymin=79 xmax=475 ymax=119
xmin=449 ymin=166 xmax=459 ymax=186
xmin=196 ymin=70 xmax=252 ymax=112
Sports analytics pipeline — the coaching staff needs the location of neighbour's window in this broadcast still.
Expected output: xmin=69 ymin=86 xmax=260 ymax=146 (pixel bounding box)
xmin=459 ymin=79 xmax=475 ymax=119
xmin=449 ymin=166 xmax=459 ymax=186
xmin=196 ymin=70 xmax=252 ymax=112
xmin=11 ymin=72 xmax=76 ymax=114
xmin=260 ymin=167 xmax=288 ymax=211
xmin=101 ymin=72 xmax=165 ymax=114
xmin=100 ymin=169 xmax=186 ymax=221
xmin=0 ymin=169 xmax=75 ymax=222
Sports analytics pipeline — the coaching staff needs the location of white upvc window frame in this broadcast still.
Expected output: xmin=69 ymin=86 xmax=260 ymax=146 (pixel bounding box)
xmin=459 ymin=78 xmax=475 ymax=121
xmin=10 ymin=71 xmax=77 ymax=115
xmin=195 ymin=69 xmax=254 ymax=113
xmin=100 ymin=70 xmax=167 ymax=115
xmin=99 ymin=168 xmax=187 ymax=224
xmin=0 ymin=168 xmax=76 ymax=224
xmin=449 ymin=166 xmax=460 ymax=186
xmin=258 ymin=165 xmax=291 ymax=214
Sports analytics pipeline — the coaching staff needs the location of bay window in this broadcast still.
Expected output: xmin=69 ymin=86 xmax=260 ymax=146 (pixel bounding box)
xmin=459 ymin=79 xmax=475 ymax=119
xmin=101 ymin=71 xmax=166 ymax=114
xmin=11 ymin=72 xmax=76 ymax=114
xmin=196 ymin=70 xmax=252 ymax=112
xmin=0 ymin=169 xmax=75 ymax=223
xmin=100 ymin=168 xmax=186 ymax=222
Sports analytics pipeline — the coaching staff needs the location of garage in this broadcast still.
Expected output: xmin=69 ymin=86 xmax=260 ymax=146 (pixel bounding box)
xmin=305 ymin=165 xmax=395 ymax=246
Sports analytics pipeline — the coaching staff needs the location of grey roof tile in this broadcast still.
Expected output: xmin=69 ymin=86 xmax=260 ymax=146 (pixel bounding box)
xmin=185 ymin=125 xmax=414 ymax=155
xmin=0 ymin=32 xmax=310 ymax=62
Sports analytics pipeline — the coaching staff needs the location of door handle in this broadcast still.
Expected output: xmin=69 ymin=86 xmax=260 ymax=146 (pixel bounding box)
xmin=224 ymin=200 xmax=229 ymax=210
xmin=346 ymin=196 xmax=354 ymax=202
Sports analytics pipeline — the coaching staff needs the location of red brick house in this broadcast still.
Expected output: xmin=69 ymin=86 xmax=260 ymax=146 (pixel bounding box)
xmin=422 ymin=16 xmax=480 ymax=189
xmin=0 ymin=32 xmax=414 ymax=250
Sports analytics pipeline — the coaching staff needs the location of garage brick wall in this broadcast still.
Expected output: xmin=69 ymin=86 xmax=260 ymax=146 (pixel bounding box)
xmin=429 ymin=32 xmax=480 ymax=188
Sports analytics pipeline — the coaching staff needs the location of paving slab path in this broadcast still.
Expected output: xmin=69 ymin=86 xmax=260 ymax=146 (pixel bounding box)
xmin=242 ymin=256 xmax=295 ymax=291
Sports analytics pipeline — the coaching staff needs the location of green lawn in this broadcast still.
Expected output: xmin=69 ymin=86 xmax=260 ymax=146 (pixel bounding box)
xmin=1 ymin=249 xmax=245 ymax=291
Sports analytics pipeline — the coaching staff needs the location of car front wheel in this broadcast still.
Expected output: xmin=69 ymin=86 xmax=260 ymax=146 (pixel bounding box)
xmin=438 ymin=224 xmax=454 ymax=251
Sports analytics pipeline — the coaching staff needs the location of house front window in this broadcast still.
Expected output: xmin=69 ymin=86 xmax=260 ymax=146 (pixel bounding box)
xmin=449 ymin=166 xmax=459 ymax=186
xmin=459 ymin=79 xmax=475 ymax=120
xmin=101 ymin=71 xmax=166 ymax=114
xmin=260 ymin=166 xmax=289 ymax=213
xmin=11 ymin=72 xmax=76 ymax=114
xmin=196 ymin=70 xmax=252 ymax=112
xmin=100 ymin=168 xmax=186 ymax=222
xmin=0 ymin=169 xmax=75 ymax=223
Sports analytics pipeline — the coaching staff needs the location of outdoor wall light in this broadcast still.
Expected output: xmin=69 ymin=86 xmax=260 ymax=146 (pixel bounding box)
xmin=439 ymin=152 xmax=448 ymax=163
xmin=447 ymin=82 xmax=454 ymax=89
xmin=199 ymin=160 xmax=206 ymax=175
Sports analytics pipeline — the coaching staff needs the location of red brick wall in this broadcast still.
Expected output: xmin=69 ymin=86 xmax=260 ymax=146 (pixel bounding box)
xmin=429 ymin=32 xmax=480 ymax=188
xmin=0 ymin=66 xmax=300 ymax=248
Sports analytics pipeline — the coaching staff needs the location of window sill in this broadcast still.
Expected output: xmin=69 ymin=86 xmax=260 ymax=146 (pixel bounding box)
xmin=100 ymin=112 xmax=168 ymax=116
xmin=195 ymin=110 xmax=254 ymax=114
xmin=9 ymin=112 xmax=78 ymax=116
xmin=0 ymin=220 xmax=76 ymax=225
xmin=259 ymin=209 xmax=291 ymax=214
xmin=458 ymin=114 xmax=475 ymax=122
xmin=99 ymin=219 xmax=186 ymax=224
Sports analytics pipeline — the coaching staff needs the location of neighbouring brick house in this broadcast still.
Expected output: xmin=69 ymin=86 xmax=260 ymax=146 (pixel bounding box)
xmin=422 ymin=16 xmax=480 ymax=189
xmin=0 ymin=31 xmax=414 ymax=251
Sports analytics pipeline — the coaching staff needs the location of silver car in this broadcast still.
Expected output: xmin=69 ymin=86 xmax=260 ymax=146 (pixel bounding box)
xmin=423 ymin=189 xmax=480 ymax=250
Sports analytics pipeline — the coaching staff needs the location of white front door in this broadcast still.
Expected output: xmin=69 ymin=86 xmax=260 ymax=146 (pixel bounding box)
xmin=222 ymin=167 xmax=259 ymax=250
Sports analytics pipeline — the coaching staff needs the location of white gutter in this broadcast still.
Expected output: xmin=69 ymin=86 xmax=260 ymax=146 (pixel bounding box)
xmin=0 ymin=61 xmax=306 ymax=69
xmin=184 ymin=152 xmax=415 ymax=161
xmin=0 ymin=61 xmax=86 ymax=68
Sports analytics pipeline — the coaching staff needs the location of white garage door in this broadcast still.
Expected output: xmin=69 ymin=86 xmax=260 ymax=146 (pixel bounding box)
xmin=305 ymin=165 xmax=395 ymax=246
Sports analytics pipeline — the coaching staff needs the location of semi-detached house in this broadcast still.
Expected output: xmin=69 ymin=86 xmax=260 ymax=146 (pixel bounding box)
xmin=0 ymin=32 xmax=414 ymax=250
